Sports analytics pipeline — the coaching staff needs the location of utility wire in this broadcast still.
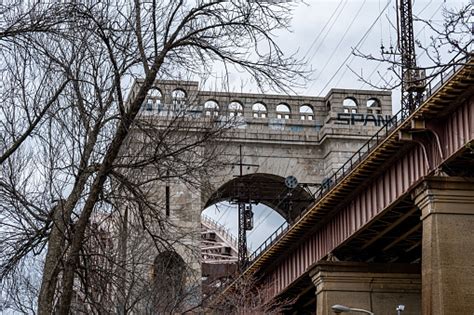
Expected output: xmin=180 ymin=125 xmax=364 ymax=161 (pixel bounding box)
xmin=335 ymin=0 xmax=436 ymax=90
xmin=305 ymin=0 xmax=349 ymax=64
xmin=370 ymin=1 xmax=444 ymax=88
xmin=309 ymin=0 xmax=368 ymax=91
xmin=315 ymin=0 xmax=392 ymax=95
xmin=303 ymin=1 xmax=347 ymax=61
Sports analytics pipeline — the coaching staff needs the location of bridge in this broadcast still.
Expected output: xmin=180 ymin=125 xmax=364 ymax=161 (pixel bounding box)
xmin=126 ymin=75 xmax=394 ymax=299
xmin=131 ymin=79 xmax=393 ymax=222
xmin=220 ymin=54 xmax=474 ymax=314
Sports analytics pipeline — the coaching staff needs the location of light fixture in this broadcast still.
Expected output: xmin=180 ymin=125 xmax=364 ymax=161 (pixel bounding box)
xmin=396 ymin=304 xmax=405 ymax=315
xmin=331 ymin=304 xmax=374 ymax=315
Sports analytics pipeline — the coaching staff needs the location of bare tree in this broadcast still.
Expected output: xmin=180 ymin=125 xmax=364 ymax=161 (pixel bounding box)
xmin=0 ymin=1 xmax=71 ymax=164
xmin=351 ymin=2 xmax=472 ymax=90
xmin=207 ymin=273 xmax=294 ymax=314
xmin=0 ymin=1 xmax=305 ymax=314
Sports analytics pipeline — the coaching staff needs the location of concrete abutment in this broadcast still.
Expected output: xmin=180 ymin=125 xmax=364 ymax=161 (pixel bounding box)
xmin=413 ymin=176 xmax=474 ymax=315
xmin=309 ymin=261 xmax=421 ymax=315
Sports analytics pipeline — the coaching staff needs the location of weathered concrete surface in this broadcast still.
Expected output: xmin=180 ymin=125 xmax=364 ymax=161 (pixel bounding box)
xmin=136 ymin=81 xmax=393 ymax=213
xmin=125 ymin=80 xmax=393 ymax=309
xmin=413 ymin=176 xmax=474 ymax=315
xmin=309 ymin=261 xmax=421 ymax=315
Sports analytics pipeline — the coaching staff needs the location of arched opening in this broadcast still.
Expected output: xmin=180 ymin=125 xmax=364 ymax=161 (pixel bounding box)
xmin=367 ymin=97 xmax=381 ymax=114
xmin=172 ymin=89 xmax=187 ymax=113
xmin=201 ymin=201 xmax=285 ymax=298
xmin=204 ymin=174 xmax=313 ymax=226
xmin=299 ymin=104 xmax=314 ymax=120
xmin=204 ymin=100 xmax=219 ymax=117
xmin=252 ymin=102 xmax=267 ymax=118
xmin=149 ymin=88 xmax=163 ymax=112
xmin=228 ymin=101 xmax=243 ymax=117
xmin=343 ymin=97 xmax=358 ymax=113
xmin=276 ymin=103 xmax=291 ymax=119
xmin=149 ymin=87 xmax=162 ymax=98
xmin=202 ymin=202 xmax=285 ymax=253
xmin=201 ymin=173 xmax=314 ymax=296
xmin=151 ymin=251 xmax=186 ymax=311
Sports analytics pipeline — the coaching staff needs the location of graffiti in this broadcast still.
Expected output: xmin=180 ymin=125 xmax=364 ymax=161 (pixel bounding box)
xmin=335 ymin=113 xmax=393 ymax=127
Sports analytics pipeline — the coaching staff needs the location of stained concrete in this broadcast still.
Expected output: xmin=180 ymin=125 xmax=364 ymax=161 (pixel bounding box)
xmin=309 ymin=261 xmax=421 ymax=315
xmin=413 ymin=176 xmax=474 ymax=315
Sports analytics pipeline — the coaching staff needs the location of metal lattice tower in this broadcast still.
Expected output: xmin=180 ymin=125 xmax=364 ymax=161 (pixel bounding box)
xmin=237 ymin=201 xmax=248 ymax=269
xmin=397 ymin=0 xmax=425 ymax=112
xmin=230 ymin=145 xmax=258 ymax=271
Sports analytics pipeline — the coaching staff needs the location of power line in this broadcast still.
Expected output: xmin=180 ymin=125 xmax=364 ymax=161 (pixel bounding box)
xmin=315 ymin=0 xmax=392 ymax=95
xmin=338 ymin=0 xmax=440 ymax=90
xmin=248 ymin=205 xmax=282 ymax=236
xmin=329 ymin=0 xmax=440 ymax=91
xmin=303 ymin=1 xmax=347 ymax=61
xmin=305 ymin=0 xmax=349 ymax=64
xmin=309 ymin=0 xmax=368 ymax=91
xmin=367 ymin=1 xmax=444 ymax=89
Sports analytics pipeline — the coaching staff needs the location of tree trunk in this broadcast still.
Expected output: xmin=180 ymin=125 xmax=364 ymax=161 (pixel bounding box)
xmin=55 ymin=62 xmax=161 ymax=315
xmin=37 ymin=201 xmax=68 ymax=315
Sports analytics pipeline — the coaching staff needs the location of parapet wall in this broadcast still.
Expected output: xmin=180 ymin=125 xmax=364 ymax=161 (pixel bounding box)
xmin=129 ymin=80 xmax=392 ymax=132
xmin=128 ymin=80 xmax=393 ymax=184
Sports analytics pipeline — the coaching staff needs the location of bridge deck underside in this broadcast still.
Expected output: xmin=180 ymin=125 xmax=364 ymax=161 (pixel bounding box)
xmin=334 ymin=144 xmax=474 ymax=265
xmin=267 ymin=143 xmax=474 ymax=311
xmin=240 ymin=59 xmax=474 ymax=301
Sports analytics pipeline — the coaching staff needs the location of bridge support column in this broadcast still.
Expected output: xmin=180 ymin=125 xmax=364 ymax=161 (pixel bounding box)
xmin=309 ymin=261 xmax=421 ymax=315
xmin=413 ymin=176 xmax=474 ymax=315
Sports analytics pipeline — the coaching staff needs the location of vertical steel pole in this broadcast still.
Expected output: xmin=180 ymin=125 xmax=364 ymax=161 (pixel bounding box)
xmin=237 ymin=145 xmax=248 ymax=270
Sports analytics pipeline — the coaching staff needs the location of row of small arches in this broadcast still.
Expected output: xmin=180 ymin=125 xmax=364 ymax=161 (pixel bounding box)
xmin=143 ymin=88 xmax=186 ymax=111
xmin=144 ymin=87 xmax=382 ymax=117
xmin=149 ymin=88 xmax=382 ymax=108
xmin=144 ymin=97 xmax=314 ymax=121
xmin=145 ymin=87 xmax=314 ymax=120
xmin=341 ymin=97 xmax=381 ymax=108
xmin=203 ymin=100 xmax=314 ymax=120
xmin=148 ymin=87 xmax=186 ymax=101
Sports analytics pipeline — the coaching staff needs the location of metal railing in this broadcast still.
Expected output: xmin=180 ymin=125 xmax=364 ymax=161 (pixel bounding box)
xmin=247 ymin=51 xmax=472 ymax=264
xmin=202 ymin=215 xmax=239 ymax=251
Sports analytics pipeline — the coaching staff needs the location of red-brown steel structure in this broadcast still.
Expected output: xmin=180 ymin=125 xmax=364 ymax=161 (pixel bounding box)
xmin=218 ymin=53 xmax=474 ymax=309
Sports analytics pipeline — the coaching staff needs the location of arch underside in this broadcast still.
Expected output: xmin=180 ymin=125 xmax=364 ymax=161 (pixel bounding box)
xmin=204 ymin=173 xmax=314 ymax=222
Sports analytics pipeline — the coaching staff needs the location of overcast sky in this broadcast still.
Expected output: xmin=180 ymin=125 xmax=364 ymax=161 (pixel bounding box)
xmin=203 ymin=0 xmax=470 ymax=251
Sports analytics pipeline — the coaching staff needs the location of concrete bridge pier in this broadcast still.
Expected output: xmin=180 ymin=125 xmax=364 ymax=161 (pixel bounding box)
xmin=413 ymin=176 xmax=474 ymax=315
xmin=309 ymin=262 xmax=421 ymax=315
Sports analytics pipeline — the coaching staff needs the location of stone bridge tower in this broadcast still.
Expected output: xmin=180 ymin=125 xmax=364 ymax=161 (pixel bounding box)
xmin=123 ymin=80 xmax=392 ymax=309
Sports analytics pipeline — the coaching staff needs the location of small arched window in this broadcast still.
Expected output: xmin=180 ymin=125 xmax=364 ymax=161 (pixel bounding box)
xmin=367 ymin=97 xmax=381 ymax=114
xmin=228 ymin=101 xmax=243 ymax=117
xmin=299 ymin=104 xmax=314 ymax=121
xmin=149 ymin=88 xmax=163 ymax=111
xmin=343 ymin=97 xmax=358 ymax=113
xmin=149 ymin=88 xmax=162 ymax=98
xmin=252 ymin=102 xmax=267 ymax=118
xmin=204 ymin=100 xmax=219 ymax=117
xmin=276 ymin=103 xmax=291 ymax=119
xmin=172 ymin=89 xmax=187 ymax=113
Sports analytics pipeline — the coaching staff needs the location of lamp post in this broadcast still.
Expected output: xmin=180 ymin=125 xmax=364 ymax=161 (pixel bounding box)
xmin=331 ymin=304 xmax=375 ymax=315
